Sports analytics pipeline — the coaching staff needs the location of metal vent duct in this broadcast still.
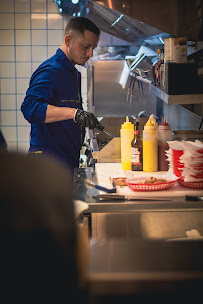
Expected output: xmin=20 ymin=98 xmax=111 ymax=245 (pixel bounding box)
xmin=55 ymin=0 xmax=203 ymax=43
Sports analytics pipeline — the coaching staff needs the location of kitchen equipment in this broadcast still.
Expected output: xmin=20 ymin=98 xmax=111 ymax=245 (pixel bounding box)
xmin=164 ymin=37 xmax=187 ymax=64
xmin=87 ymin=60 xmax=156 ymax=117
xmin=95 ymin=162 xmax=203 ymax=197
xmin=172 ymin=130 xmax=203 ymax=142
xmin=98 ymin=127 xmax=118 ymax=138
xmin=129 ymin=72 xmax=136 ymax=105
xmin=97 ymin=194 xmax=171 ymax=201
xmin=126 ymin=72 xmax=134 ymax=103
xmin=84 ymin=178 xmax=116 ymax=193
xmin=185 ymin=195 xmax=203 ymax=201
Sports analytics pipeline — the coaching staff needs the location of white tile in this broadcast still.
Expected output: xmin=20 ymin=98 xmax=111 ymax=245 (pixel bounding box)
xmin=1 ymin=126 xmax=16 ymax=141
xmin=0 ymin=30 xmax=14 ymax=45
xmin=17 ymin=126 xmax=30 ymax=141
xmin=16 ymin=62 xmax=31 ymax=78
xmin=18 ymin=142 xmax=29 ymax=153
xmin=0 ymin=46 xmax=15 ymax=61
xmin=17 ymin=109 xmax=30 ymax=125
xmin=0 ymin=13 xmax=14 ymax=29
xmin=48 ymin=13 xmax=63 ymax=29
xmin=7 ymin=142 xmax=18 ymax=151
xmin=48 ymin=46 xmax=58 ymax=57
xmin=1 ymin=95 xmax=16 ymax=110
xmin=17 ymin=94 xmax=25 ymax=110
xmin=63 ymin=15 xmax=71 ymax=29
xmin=48 ymin=0 xmax=59 ymax=13
xmin=0 ymin=0 xmax=14 ymax=13
xmin=32 ymin=45 xmax=47 ymax=61
xmin=31 ymin=30 xmax=47 ymax=45
xmin=48 ymin=29 xmax=63 ymax=46
xmin=16 ymin=46 xmax=31 ymax=61
xmin=31 ymin=0 xmax=46 ymax=13
xmin=16 ymin=78 xmax=30 ymax=94
xmin=0 ymin=62 xmax=15 ymax=77
xmin=1 ymin=79 xmax=16 ymax=94
xmin=15 ymin=0 xmax=30 ymax=13
xmin=15 ymin=13 xmax=30 ymax=29
xmin=15 ymin=30 xmax=30 ymax=45
xmin=31 ymin=13 xmax=47 ymax=29
xmin=1 ymin=110 xmax=16 ymax=125
xmin=31 ymin=62 xmax=42 ymax=73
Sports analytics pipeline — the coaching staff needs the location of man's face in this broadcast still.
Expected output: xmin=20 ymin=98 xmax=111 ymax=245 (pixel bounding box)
xmin=66 ymin=30 xmax=99 ymax=66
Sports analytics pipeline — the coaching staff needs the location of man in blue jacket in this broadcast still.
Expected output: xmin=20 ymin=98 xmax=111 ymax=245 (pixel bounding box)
xmin=21 ymin=17 xmax=103 ymax=172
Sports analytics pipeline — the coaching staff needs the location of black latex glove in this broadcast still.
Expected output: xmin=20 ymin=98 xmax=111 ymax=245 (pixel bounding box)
xmin=75 ymin=109 xmax=104 ymax=131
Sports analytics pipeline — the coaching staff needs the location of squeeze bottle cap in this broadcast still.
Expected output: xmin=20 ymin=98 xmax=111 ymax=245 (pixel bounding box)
xmin=159 ymin=117 xmax=171 ymax=130
xmin=121 ymin=116 xmax=134 ymax=130
xmin=149 ymin=114 xmax=158 ymax=130
xmin=144 ymin=116 xmax=157 ymax=131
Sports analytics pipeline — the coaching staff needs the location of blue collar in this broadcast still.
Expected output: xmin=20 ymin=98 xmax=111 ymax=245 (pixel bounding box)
xmin=56 ymin=48 xmax=79 ymax=72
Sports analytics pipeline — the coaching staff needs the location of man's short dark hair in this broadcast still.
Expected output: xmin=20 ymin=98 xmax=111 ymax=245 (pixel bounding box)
xmin=65 ymin=17 xmax=100 ymax=36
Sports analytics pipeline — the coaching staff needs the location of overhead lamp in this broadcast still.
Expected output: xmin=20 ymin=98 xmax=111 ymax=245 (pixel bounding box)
xmin=55 ymin=0 xmax=88 ymax=17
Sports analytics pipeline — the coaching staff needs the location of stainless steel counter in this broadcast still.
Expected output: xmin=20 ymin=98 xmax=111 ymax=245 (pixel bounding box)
xmin=88 ymin=238 xmax=203 ymax=302
xmin=73 ymin=168 xmax=203 ymax=301
xmin=73 ymin=168 xmax=203 ymax=214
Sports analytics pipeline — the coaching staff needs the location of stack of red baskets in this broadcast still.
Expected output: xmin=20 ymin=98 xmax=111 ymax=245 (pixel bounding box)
xmin=172 ymin=148 xmax=203 ymax=189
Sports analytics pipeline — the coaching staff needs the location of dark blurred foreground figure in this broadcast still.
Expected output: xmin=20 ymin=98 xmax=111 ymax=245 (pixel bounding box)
xmin=0 ymin=129 xmax=7 ymax=152
xmin=0 ymin=152 xmax=89 ymax=303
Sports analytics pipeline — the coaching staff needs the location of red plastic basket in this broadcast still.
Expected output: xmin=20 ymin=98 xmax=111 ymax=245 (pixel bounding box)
xmin=177 ymin=179 xmax=203 ymax=189
xmin=127 ymin=180 xmax=177 ymax=191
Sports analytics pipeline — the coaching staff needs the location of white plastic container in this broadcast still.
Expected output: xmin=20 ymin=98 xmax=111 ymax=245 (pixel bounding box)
xmin=164 ymin=37 xmax=187 ymax=63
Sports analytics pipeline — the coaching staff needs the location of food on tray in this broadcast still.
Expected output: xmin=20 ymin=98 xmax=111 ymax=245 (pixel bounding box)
xmin=140 ymin=177 xmax=167 ymax=184
xmin=112 ymin=177 xmax=127 ymax=186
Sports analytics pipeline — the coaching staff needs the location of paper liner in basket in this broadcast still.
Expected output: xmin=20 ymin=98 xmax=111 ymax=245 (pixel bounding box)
xmin=167 ymin=140 xmax=203 ymax=183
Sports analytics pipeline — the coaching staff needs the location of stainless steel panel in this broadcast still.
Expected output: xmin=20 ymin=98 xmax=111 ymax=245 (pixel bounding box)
xmin=88 ymin=60 xmax=156 ymax=117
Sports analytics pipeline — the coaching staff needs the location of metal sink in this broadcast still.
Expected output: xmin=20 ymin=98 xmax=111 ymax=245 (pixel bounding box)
xmin=140 ymin=210 xmax=203 ymax=240
xmin=91 ymin=210 xmax=203 ymax=241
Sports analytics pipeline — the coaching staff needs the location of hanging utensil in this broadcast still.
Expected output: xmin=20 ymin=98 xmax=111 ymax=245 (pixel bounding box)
xmin=129 ymin=72 xmax=136 ymax=105
xmin=126 ymin=72 xmax=133 ymax=103
xmin=84 ymin=179 xmax=116 ymax=193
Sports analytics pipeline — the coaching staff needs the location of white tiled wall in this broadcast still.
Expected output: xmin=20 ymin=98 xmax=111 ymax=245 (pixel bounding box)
xmin=0 ymin=0 xmax=88 ymax=152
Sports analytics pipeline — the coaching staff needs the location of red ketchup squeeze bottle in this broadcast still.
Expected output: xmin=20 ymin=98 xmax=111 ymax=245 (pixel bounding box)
xmin=158 ymin=117 xmax=172 ymax=171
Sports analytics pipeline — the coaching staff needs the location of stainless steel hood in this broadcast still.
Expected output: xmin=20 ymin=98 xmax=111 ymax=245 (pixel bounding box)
xmin=55 ymin=0 xmax=203 ymax=44
xmin=90 ymin=0 xmax=203 ymax=42
xmin=87 ymin=0 xmax=170 ymax=45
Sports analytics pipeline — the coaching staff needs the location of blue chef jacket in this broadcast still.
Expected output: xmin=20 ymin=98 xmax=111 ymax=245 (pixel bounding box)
xmin=21 ymin=49 xmax=84 ymax=170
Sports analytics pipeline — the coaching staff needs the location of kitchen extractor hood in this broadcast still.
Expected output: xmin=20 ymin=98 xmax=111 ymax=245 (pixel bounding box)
xmin=55 ymin=0 xmax=203 ymax=44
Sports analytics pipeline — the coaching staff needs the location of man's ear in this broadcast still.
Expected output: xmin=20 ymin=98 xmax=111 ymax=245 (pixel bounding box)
xmin=65 ymin=35 xmax=72 ymax=47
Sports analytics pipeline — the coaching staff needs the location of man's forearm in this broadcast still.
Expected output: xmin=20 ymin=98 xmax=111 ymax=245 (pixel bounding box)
xmin=45 ymin=105 xmax=77 ymax=123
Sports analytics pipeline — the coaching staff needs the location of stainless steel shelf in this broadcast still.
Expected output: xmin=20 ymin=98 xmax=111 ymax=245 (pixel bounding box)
xmin=136 ymin=76 xmax=203 ymax=105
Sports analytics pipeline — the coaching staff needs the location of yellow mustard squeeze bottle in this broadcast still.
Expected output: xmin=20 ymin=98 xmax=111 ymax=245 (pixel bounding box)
xmin=120 ymin=116 xmax=134 ymax=170
xmin=143 ymin=115 xmax=158 ymax=172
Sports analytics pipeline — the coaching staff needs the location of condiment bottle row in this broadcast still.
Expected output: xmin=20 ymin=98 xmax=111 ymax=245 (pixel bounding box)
xmin=120 ymin=115 xmax=172 ymax=172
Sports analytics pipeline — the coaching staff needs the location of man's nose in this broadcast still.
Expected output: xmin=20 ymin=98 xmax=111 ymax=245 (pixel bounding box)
xmin=87 ymin=47 xmax=93 ymax=57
